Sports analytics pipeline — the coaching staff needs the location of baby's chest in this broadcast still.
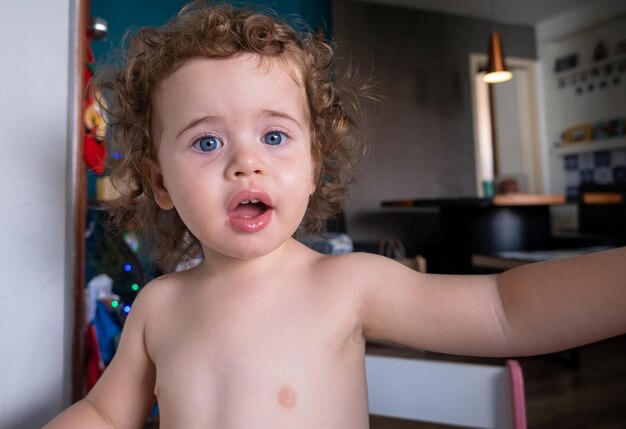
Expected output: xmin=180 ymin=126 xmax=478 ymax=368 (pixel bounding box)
xmin=151 ymin=278 xmax=361 ymax=362
xmin=147 ymin=296 xmax=367 ymax=427
xmin=154 ymin=307 xmax=342 ymax=375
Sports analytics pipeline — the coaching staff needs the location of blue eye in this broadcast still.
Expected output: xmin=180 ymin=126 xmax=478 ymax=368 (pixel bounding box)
xmin=263 ymin=131 xmax=287 ymax=146
xmin=193 ymin=135 xmax=223 ymax=152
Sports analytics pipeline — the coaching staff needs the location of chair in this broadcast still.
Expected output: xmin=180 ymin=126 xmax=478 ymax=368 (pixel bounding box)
xmin=365 ymin=354 xmax=526 ymax=429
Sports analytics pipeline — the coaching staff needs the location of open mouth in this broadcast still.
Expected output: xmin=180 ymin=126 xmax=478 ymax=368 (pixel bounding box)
xmin=231 ymin=199 xmax=270 ymax=219
xmin=227 ymin=190 xmax=274 ymax=233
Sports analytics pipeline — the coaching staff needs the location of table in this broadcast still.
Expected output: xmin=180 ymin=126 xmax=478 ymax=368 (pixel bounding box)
xmin=381 ymin=194 xmax=566 ymax=274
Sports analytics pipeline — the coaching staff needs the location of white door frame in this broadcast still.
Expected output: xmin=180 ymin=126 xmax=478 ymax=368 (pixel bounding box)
xmin=469 ymin=53 xmax=544 ymax=196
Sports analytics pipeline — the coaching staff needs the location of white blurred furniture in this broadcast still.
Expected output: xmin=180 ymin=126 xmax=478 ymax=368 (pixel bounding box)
xmin=366 ymin=355 xmax=526 ymax=429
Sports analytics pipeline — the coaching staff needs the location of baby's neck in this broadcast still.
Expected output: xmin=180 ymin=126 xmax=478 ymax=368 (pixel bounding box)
xmin=195 ymin=237 xmax=303 ymax=283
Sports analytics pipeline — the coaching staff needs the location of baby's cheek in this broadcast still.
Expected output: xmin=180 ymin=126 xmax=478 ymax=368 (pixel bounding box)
xmin=282 ymin=168 xmax=315 ymax=190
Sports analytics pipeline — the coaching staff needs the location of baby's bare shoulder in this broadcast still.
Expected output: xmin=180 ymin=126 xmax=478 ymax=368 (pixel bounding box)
xmin=307 ymin=252 xmax=421 ymax=299
xmin=313 ymin=251 xmax=413 ymax=279
xmin=132 ymin=271 xmax=189 ymax=313
xmin=138 ymin=272 xmax=176 ymax=297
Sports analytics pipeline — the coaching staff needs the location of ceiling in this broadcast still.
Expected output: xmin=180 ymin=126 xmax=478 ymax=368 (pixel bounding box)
xmin=351 ymin=0 xmax=595 ymax=26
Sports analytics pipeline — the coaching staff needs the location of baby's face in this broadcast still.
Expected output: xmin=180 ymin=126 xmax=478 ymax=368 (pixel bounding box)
xmin=150 ymin=54 xmax=315 ymax=260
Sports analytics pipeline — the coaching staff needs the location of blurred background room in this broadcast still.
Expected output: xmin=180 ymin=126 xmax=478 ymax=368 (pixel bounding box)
xmin=1 ymin=0 xmax=625 ymax=427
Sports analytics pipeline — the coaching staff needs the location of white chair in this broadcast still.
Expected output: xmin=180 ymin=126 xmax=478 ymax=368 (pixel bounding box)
xmin=366 ymin=354 xmax=526 ymax=429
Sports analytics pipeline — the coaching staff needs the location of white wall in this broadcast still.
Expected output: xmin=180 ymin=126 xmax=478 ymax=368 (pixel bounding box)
xmin=0 ymin=1 xmax=75 ymax=427
xmin=534 ymin=0 xmax=626 ymax=230
xmin=535 ymin=0 xmax=626 ymax=194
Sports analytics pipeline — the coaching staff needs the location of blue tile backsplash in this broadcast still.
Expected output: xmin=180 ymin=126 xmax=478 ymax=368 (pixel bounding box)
xmin=564 ymin=149 xmax=626 ymax=197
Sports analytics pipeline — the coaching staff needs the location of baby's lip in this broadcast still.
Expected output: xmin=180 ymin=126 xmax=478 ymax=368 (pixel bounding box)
xmin=227 ymin=189 xmax=274 ymax=213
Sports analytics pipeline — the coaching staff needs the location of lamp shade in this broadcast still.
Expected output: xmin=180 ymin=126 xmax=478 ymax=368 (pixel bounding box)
xmin=484 ymin=31 xmax=512 ymax=83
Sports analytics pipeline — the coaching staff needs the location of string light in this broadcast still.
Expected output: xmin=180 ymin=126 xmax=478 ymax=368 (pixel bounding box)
xmin=123 ymin=305 xmax=131 ymax=314
xmin=131 ymin=283 xmax=139 ymax=292
xmin=124 ymin=264 xmax=132 ymax=272
xmin=111 ymin=300 xmax=119 ymax=308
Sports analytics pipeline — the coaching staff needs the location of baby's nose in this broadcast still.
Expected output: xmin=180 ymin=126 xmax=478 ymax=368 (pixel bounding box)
xmin=226 ymin=145 xmax=265 ymax=178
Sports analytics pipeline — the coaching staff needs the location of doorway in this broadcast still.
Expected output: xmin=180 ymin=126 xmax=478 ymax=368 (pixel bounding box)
xmin=469 ymin=53 xmax=544 ymax=196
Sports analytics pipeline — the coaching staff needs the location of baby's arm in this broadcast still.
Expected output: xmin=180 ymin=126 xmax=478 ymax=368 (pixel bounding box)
xmin=356 ymin=247 xmax=626 ymax=356
xmin=495 ymin=246 xmax=626 ymax=354
xmin=44 ymin=288 xmax=156 ymax=428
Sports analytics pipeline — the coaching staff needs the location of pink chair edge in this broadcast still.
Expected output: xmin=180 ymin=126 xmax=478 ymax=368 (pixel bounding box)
xmin=506 ymin=359 xmax=527 ymax=429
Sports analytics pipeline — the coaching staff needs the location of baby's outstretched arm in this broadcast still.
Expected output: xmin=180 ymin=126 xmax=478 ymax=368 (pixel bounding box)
xmin=44 ymin=289 xmax=157 ymax=428
xmin=494 ymin=246 xmax=626 ymax=355
xmin=355 ymin=247 xmax=626 ymax=357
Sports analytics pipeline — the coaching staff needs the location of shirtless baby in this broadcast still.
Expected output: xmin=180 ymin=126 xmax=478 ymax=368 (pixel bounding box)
xmin=45 ymin=3 xmax=626 ymax=428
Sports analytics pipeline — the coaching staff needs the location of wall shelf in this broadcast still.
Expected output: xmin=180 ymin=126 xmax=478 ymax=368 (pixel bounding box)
xmin=551 ymin=136 xmax=626 ymax=156
xmin=554 ymin=54 xmax=626 ymax=80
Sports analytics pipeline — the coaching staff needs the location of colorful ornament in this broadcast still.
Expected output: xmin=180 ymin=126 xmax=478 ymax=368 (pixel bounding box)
xmin=83 ymin=37 xmax=107 ymax=174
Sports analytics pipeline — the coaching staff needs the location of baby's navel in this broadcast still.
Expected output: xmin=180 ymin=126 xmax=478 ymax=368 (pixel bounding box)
xmin=277 ymin=384 xmax=297 ymax=409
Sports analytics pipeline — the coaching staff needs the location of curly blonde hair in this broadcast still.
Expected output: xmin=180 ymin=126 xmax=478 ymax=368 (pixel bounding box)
xmin=98 ymin=2 xmax=367 ymax=270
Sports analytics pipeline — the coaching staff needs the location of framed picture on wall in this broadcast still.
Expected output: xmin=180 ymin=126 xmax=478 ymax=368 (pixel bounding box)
xmin=563 ymin=124 xmax=593 ymax=143
xmin=554 ymin=53 xmax=578 ymax=72
xmin=594 ymin=118 xmax=625 ymax=140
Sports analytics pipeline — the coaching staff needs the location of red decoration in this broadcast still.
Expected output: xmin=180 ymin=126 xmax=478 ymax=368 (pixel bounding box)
xmin=84 ymin=323 xmax=104 ymax=391
xmin=83 ymin=37 xmax=107 ymax=175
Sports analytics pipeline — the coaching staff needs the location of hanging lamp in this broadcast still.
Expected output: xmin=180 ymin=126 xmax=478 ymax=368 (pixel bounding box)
xmin=483 ymin=31 xmax=512 ymax=83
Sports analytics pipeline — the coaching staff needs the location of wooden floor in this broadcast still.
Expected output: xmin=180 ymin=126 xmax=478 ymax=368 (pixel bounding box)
xmin=369 ymin=334 xmax=626 ymax=428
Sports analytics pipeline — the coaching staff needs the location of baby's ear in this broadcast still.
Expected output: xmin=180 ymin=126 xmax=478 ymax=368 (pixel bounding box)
xmin=147 ymin=161 xmax=174 ymax=210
